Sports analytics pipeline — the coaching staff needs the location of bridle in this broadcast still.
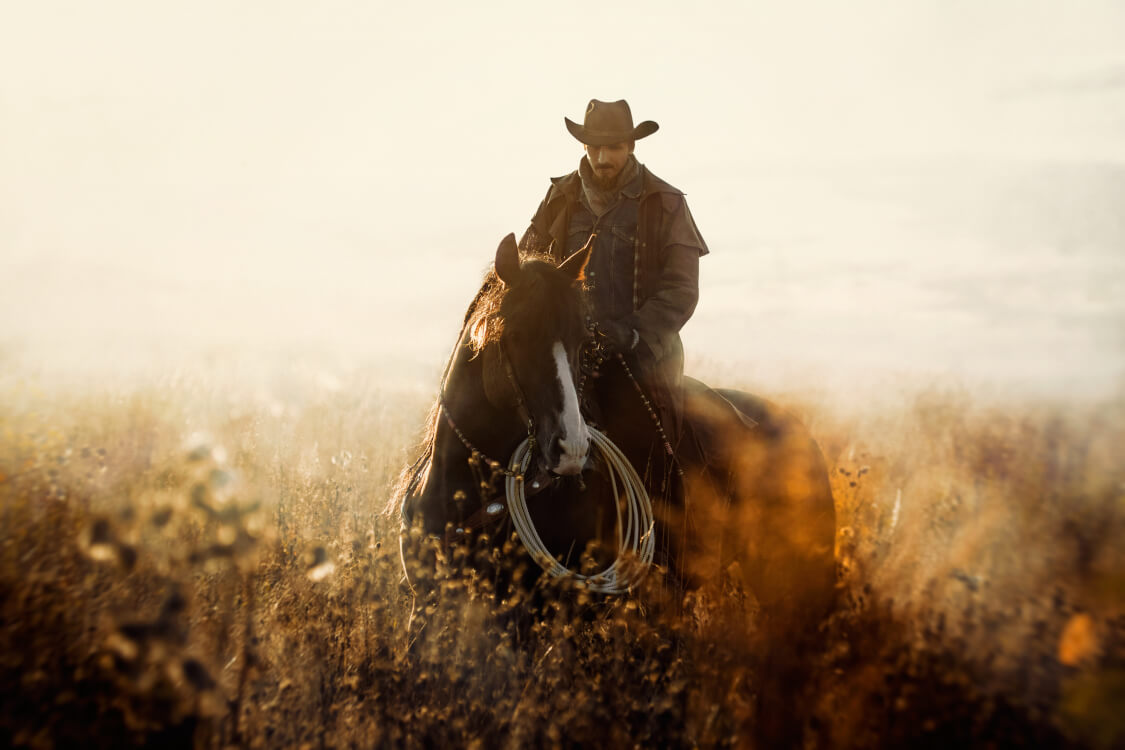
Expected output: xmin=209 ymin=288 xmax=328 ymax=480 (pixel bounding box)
xmin=437 ymin=325 xmax=661 ymax=593
xmin=438 ymin=316 xmax=611 ymax=475
xmin=435 ymin=311 xmax=681 ymax=549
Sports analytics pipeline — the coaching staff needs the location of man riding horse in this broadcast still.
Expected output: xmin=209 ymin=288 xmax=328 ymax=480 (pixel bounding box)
xmin=397 ymin=101 xmax=834 ymax=745
xmin=518 ymin=99 xmax=708 ymax=458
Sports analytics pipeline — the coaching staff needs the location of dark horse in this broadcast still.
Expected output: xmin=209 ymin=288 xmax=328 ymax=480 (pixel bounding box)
xmin=393 ymin=234 xmax=836 ymax=739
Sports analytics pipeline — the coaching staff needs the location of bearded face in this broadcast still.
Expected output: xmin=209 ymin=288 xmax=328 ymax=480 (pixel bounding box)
xmin=584 ymin=141 xmax=634 ymax=189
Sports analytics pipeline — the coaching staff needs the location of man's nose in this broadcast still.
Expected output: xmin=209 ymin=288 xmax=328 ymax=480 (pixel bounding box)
xmin=596 ymin=148 xmax=609 ymax=164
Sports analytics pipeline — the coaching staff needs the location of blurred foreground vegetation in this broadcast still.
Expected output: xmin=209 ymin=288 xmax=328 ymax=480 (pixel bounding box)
xmin=0 ymin=370 xmax=1122 ymax=748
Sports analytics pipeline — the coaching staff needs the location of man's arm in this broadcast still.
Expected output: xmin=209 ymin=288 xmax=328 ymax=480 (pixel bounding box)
xmin=623 ymin=246 xmax=700 ymax=361
xmin=622 ymin=195 xmax=707 ymax=361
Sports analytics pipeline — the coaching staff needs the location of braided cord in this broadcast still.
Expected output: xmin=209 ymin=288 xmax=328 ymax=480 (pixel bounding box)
xmin=505 ymin=427 xmax=655 ymax=595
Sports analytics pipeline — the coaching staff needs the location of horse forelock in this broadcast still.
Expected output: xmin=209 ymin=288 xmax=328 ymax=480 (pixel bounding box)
xmin=499 ymin=261 xmax=587 ymax=347
xmin=466 ymin=254 xmax=586 ymax=355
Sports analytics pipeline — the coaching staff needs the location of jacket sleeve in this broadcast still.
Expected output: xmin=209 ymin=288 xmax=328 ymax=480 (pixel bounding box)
xmin=623 ymin=246 xmax=700 ymax=361
xmin=622 ymin=195 xmax=707 ymax=361
xmin=517 ymin=186 xmax=555 ymax=256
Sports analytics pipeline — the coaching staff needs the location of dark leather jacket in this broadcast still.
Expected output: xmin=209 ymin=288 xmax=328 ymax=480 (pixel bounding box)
xmin=518 ymin=163 xmax=708 ymax=378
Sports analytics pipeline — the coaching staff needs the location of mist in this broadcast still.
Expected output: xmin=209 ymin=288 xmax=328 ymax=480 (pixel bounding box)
xmin=2 ymin=1 xmax=1123 ymax=400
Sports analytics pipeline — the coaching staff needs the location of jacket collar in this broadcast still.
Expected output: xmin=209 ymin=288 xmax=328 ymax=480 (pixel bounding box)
xmin=549 ymin=161 xmax=679 ymax=206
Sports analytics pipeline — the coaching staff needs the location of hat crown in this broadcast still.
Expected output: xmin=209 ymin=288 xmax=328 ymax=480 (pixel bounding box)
xmin=583 ymin=99 xmax=635 ymax=136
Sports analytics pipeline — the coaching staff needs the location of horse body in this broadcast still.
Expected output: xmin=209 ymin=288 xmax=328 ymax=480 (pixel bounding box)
xmin=397 ymin=234 xmax=836 ymax=637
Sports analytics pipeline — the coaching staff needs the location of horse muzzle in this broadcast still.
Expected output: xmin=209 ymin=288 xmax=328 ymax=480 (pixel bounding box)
xmin=549 ymin=433 xmax=590 ymax=476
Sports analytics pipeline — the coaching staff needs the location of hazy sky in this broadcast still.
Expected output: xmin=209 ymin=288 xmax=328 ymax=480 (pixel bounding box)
xmin=2 ymin=2 xmax=1123 ymax=394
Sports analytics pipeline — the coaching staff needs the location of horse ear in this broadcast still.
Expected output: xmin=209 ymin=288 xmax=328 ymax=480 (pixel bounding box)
xmin=558 ymin=233 xmax=594 ymax=284
xmin=495 ymin=233 xmax=521 ymax=286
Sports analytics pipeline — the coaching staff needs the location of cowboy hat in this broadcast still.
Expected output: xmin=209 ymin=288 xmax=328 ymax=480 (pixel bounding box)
xmin=564 ymin=99 xmax=659 ymax=146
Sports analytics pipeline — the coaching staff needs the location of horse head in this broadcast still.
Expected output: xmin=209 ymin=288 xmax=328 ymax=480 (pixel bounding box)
xmin=490 ymin=233 xmax=593 ymax=476
xmin=397 ymin=233 xmax=596 ymax=539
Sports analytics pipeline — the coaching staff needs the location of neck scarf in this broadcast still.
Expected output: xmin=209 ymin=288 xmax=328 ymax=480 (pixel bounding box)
xmin=578 ymin=154 xmax=639 ymax=217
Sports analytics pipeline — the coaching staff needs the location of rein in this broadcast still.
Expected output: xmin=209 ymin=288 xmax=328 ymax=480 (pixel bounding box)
xmin=437 ymin=338 xmax=539 ymax=545
xmin=438 ymin=339 xmax=536 ymax=482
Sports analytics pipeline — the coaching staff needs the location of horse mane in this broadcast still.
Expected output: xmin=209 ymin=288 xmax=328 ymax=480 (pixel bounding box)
xmin=386 ymin=249 xmax=557 ymax=519
xmin=465 ymin=271 xmax=504 ymax=353
xmin=464 ymin=248 xmax=558 ymax=353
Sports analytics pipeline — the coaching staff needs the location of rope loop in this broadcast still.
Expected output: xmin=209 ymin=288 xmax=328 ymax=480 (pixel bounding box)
xmin=505 ymin=427 xmax=655 ymax=595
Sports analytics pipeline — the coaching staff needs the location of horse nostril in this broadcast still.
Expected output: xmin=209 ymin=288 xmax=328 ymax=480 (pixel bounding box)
xmin=557 ymin=436 xmax=589 ymax=460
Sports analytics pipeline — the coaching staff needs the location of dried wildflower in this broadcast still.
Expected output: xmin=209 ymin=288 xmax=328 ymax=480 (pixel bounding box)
xmin=190 ymin=482 xmax=208 ymax=509
xmin=181 ymin=658 xmax=215 ymax=692
xmin=1058 ymin=613 xmax=1100 ymax=666
xmin=85 ymin=517 xmax=114 ymax=548
xmin=150 ymin=507 xmax=173 ymax=528
xmin=80 ymin=517 xmax=134 ymax=569
xmin=116 ymin=544 xmax=138 ymax=571
xmin=184 ymin=433 xmax=214 ymax=462
xmin=208 ymin=467 xmax=236 ymax=489
xmin=160 ymin=589 xmax=186 ymax=620
xmin=950 ymin=569 xmax=981 ymax=592
xmin=106 ymin=631 xmax=141 ymax=662
xmin=306 ymin=546 xmax=336 ymax=582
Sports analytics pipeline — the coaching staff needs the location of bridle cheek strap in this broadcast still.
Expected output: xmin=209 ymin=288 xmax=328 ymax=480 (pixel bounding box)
xmin=497 ymin=339 xmax=535 ymax=436
xmin=480 ymin=344 xmax=514 ymax=412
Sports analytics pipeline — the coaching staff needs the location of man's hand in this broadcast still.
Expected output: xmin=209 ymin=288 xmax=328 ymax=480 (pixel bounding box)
xmin=598 ymin=319 xmax=639 ymax=356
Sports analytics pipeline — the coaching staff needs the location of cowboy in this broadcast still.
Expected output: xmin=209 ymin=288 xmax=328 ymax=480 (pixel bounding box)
xmin=518 ymin=99 xmax=708 ymax=445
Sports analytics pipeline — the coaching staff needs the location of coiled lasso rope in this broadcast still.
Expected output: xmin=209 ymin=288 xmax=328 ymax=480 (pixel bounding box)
xmin=504 ymin=427 xmax=655 ymax=594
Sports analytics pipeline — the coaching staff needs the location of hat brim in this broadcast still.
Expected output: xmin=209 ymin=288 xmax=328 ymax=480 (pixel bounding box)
xmin=564 ymin=118 xmax=659 ymax=146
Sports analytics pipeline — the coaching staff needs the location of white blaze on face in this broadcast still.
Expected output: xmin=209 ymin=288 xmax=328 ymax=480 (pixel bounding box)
xmin=552 ymin=341 xmax=590 ymax=474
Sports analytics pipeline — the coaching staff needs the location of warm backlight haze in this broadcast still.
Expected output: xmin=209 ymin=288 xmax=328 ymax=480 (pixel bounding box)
xmin=2 ymin=1 xmax=1123 ymax=397
xmin=2 ymin=5 xmax=1125 ymax=746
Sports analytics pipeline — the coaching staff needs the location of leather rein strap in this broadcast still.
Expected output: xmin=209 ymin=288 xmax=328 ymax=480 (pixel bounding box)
xmin=438 ymin=339 xmax=538 ymax=547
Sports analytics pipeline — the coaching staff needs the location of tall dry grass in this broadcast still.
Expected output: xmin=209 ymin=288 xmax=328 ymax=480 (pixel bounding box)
xmin=0 ymin=370 xmax=1122 ymax=748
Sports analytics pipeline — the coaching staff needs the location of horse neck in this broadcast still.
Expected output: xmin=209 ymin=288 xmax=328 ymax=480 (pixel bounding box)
xmin=435 ymin=339 xmax=526 ymax=471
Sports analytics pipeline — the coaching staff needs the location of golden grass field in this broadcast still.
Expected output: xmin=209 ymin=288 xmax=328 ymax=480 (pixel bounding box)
xmin=1 ymin=368 xmax=1122 ymax=748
